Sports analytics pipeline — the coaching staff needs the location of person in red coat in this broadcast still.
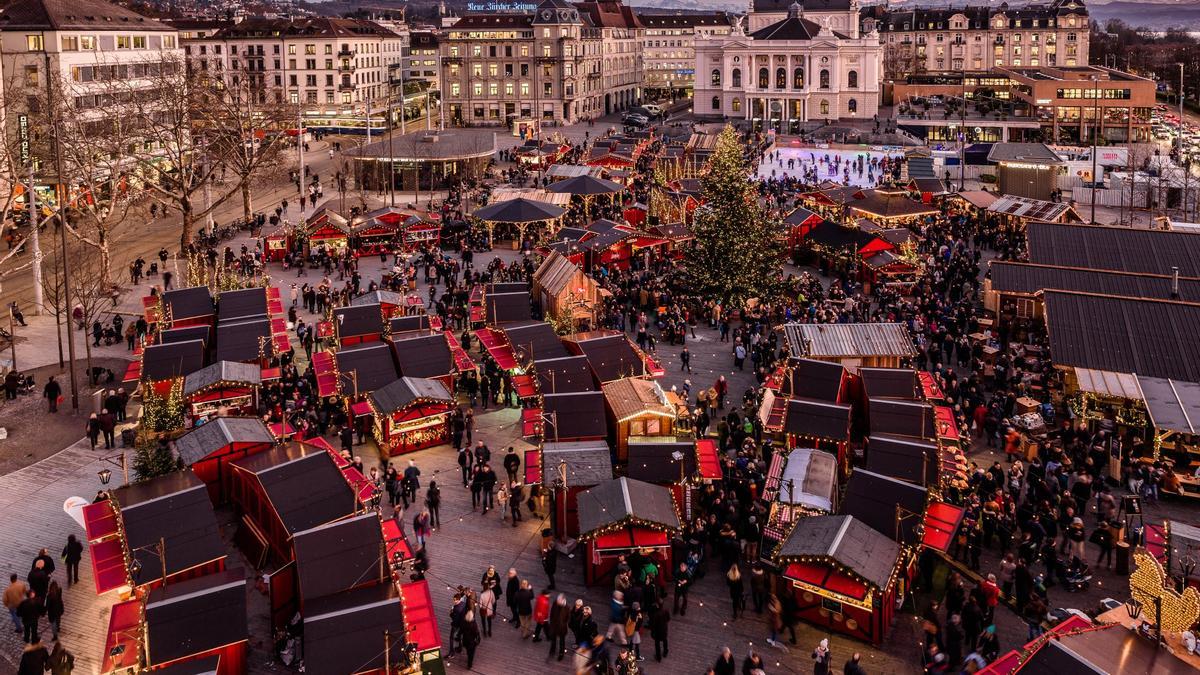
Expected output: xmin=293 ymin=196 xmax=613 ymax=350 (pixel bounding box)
xmin=531 ymin=589 xmax=551 ymax=642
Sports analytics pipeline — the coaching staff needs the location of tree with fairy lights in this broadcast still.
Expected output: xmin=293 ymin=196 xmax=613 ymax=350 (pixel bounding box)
xmin=682 ymin=126 xmax=783 ymax=307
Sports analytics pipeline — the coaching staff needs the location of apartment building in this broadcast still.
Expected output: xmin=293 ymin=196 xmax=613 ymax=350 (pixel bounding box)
xmin=0 ymin=0 xmax=182 ymax=167
xmin=637 ymin=11 xmax=734 ymax=100
xmin=860 ymin=0 xmax=1090 ymax=81
xmin=438 ymin=0 xmax=643 ymax=129
xmin=180 ymin=17 xmax=405 ymax=120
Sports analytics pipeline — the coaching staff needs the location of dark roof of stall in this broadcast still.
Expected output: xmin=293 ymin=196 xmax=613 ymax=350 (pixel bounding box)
xmin=783 ymin=398 xmax=852 ymax=440
xmin=868 ymin=397 xmax=935 ymax=438
xmin=174 ymin=416 xmax=273 ymax=466
xmin=216 ymin=287 xmax=268 ymax=321
xmin=626 ymin=437 xmax=696 ymax=483
xmin=504 ymin=321 xmax=571 ymax=362
xmin=292 ymin=513 xmax=385 ymax=603
xmin=142 ymin=340 xmax=206 ymax=381
xmin=303 ymin=582 xmax=404 ymax=675
xmin=543 ymin=391 xmax=608 ymax=441
xmin=779 ymin=358 xmax=846 ymax=401
xmin=333 ymin=304 xmax=383 ymax=339
xmin=232 ymin=443 xmax=357 ymax=535
xmin=842 ymin=468 xmax=927 ymax=546
xmin=334 ymin=343 xmax=399 ymax=393
xmin=1026 ymin=221 xmax=1200 ymax=276
xmin=145 ymin=568 xmax=247 ymax=666
xmin=776 ymin=515 xmax=900 ymax=590
xmin=865 ymin=433 xmax=939 ymax=486
xmin=162 ymin=286 xmax=214 ymax=320
xmin=369 ymin=376 xmax=454 ymax=415
xmin=541 ymin=440 xmax=614 ymax=486
xmin=989 ymin=261 xmax=1200 ymax=301
xmin=534 ymin=355 xmax=600 ymax=394
xmin=389 ymin=333 xmax=454 ymax=379
xmin=182 ymin=360 xmax=263 ymax=397
xmin=215 ymin=318 xmax=272 ymax=363
xmin=485 ymin=291 xmax=533 ymax=324
xmin=577 ymin=477 xmax=680 ymax=537
xmin=112 ymin=471 xmax=225 ymax=585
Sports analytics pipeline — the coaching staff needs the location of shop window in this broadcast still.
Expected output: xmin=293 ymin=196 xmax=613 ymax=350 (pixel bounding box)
xmin=848 ymin=98 xmax=857 ymax=113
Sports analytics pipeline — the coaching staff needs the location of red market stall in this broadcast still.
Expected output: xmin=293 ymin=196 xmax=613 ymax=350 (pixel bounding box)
xmin=403 ymin=219 xmax=441 ymax=250
xmin=389 ymin=333 xmax=457 ymax=391
xmin=174 ymin=417 xmax=276 ymax=503
xmin=228 ymin=442 xmax=358 ymax=567
xmin=333 ymin=303 xmax=384 ymax=347
xmin=110 ymin=471 xmax=228 ymax=590
xmin=474 ymin=328 xmax=520 ymax=371
xmin=351 ymin=216 xmax=399 ymax=258
xmin=368 ymin=376 xmax=456 ymax=456
xmin=101 ymin=598 xmax=142 ymax=673
xmin=303 ymin=206 xmax=351 ymax=253
xmin=159 ymin=286 xmax=216 ymax=329
xmin=262 ymin=228 xmax=292 ymax=262
xmin=759 ymin=447 xmax=840 ymax=557
xmin=774 ymin=514 xmax=911 ymax=644
xmin=773 ymin=398 xmax=853 ymax=473
xmin=542 ymin=441 xmax=614 ymax=539
xmin=141 ymin=339 xmax=206 ymax=395
xmin=143 ymin=568 xmax=249 ymax=674
xmin=576 ymin=477 xmax=681 ymax=585
xmin=563 ymin=330 xmax=661 ymax=383
xmin=182 ymin=361 xmax=263 ymax=424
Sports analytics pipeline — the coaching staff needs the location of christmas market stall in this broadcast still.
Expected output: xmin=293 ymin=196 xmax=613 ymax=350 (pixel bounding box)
xmin=228 ymin=442 xmax=358 ymax=568
xmin=907 ymin=177 xmax=950 ymax=204
xmin=576 ymin=477 xmax=681 ymax=585
xmin=541 ymin=440 xmax=615 ymax=539
xmin=388 ymin=314 xmax=433 ymax=338
xmin=369 ymin=376 xmax=456 ymax=456
xmin=780 ymin=323 xmax=915 ymax=372
xmin=766 ymin=358 xmax=849 ymax=402
xmin=523 ymin=355 xmax=601 ymax=441
xmin=532 ymin=250 xmax=603 ymax=329
xmin=353 ymin=290 xmax=410 ymax=319
xmin=987 ymin=194 xmax=1083 ymax=227
xmin=868 ymin=397 xmax=936 ymax=440
xmin=333 ymin=303 xmax=385 ymax=347
xmin=602 ymin=377 xmax=678 ymax=462
xmin=483 ymin=283 xmax=534 ymax=325
xmin=772 ymin=514 xmax=909 ymax=644
xmin=759 ymin=447 xmax=839 ymax=559
xmin=302 ymin=205 xmax=352 ymax=254
xmin=765 ymin=398 xmax=853 ymax=471
xmin=262 ymin=224 xmax=293 ymax=262
xmin=843 ymin=468 xmax=928 ymax=547
xmin=108 ymin=471 xmax=227 ymax=590
xmin=174 ymin=417 xmax=275 ymax=502
xmin=350 ymin=208 xmax=402 ymax=258
xmin=546 ymin=173 xmax=625 ymax=222
xmin=624 ymin=437 xmax=697 ymax=485
xmin=388 ymin=332 xmax=457 ymax=390
xmin=542 ymin=391 xmax=609 ymax=443
xmin=158 ymin=286 xmax=216 ymax=329
xmin=143 ymin=568 xmax=248 ymax=674
xmin=217 ymin=287 xmax=269 ymax=323
xmin=646 ymin=222 xmax=693 ymax=260
xmin=334 ymin=343 xmax=400 ymax=399
xmin=863 ymin=434 xmax=941 ymax=489
xmin=1138 ymin=376 xmax=1200 ymax=500
xmin=137 ymin=339 xmax=206 ymax=393
xmin=563 ymin=330 xmax=663 ymax=383
xmin=782 ymin=207 xmax=824 ymax=250
xmin=505 ymin=320 xmax=572 ymax=364
xmin=215 ymin=317 xmax=275 ymax=365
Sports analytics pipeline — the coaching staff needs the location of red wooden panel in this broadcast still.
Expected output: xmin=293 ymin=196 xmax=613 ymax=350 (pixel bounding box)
xmin=524 ymin=449 xmax=542 ymax=485
xmin=102 ymin=599 xmax=142 ymax=672
xmin=122 ymin=361 xmax=142 ymax=383
xmin=511 ymin=374 xmax=538 ymax=398
xmin=90 ymin=538 xmax=127 ymax=594
xmin=400 ymin=580 xmax=443 ymax=652
xmin=935 ymin=406 xmax=960 ymax=441
xmin=83 ymin=501 xmax=118 ymax=542
xmin=922 ymin=502 xmax=966 ymax=553
xmin=695 ymin=439 xmax=722 ymax=481
xmin=383 ymin=519 xmax=413 ymax=561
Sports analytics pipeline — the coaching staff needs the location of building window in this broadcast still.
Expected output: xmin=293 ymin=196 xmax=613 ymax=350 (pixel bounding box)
xmin=847 ymin=70 xmax=858 ymax=89
xmin=712 ymin=95 xmax=720 ymax=110
xmin=116 ymin=36 xmax=131 ymax=49
xmin=848 ymin=98 xmax=857 ymax=114
xmin=451 ymin=83 xmax=460 ymax=96
xmin=820 ymin=99 xmax=829 ymax=115
xmin=819 ymin=69 xmax=829 ymax=89
xmin=732 ymin=98 xmax=741 ymax=112
xmin=775 ymin=68 xmax=786 ymax=89
xmin=133 ymin=36 xmax=147 ymax=49
xmin=793 ymin=68 xmax=804 ymax=88
xmin=732 ymin=68 xmax=741 ymax=88
xmin=80 ymin=36 xmax=95 ymax=50
xmin=61 ymin=36 xmax=78 ymax=51
xmin=758 ymin=68 xmax=768 ymax=88
xmin=711 ymin=69 xmax=721 ymax=87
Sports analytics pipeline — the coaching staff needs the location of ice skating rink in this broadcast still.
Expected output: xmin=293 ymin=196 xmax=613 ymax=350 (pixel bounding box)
xmin=757 ymin=146 xmax=905 ymax=187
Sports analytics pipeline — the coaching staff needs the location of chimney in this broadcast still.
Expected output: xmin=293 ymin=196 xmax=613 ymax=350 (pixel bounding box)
xmin=1172 ymin=266 xmax=1180 ymax=300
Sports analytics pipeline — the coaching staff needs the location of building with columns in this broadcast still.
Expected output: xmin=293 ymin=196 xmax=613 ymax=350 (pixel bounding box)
xmin=694 ymin=0 xmax=882 ymax=130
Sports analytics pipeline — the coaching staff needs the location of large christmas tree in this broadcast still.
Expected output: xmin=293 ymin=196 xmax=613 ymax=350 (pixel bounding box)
xmin=683 ymin=126 xmax=784 ymax=307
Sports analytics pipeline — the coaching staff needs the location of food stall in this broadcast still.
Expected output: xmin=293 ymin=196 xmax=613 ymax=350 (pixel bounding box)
xmin=773 ymin=514 xmax=911 ymax=644
xmin=303 ymin=206 xmax=352 ymax=254
xmin=368 ymin=376 xmax=456 ymax=456
xmin=602 ymin=378 xmax=678 ymax=462
xmin=759 ymin=447 xmax=839 ymax=560
xmin=577 ymin=477 xmax=681 ymax=586
xmin=181 ymin=361 xmax=263 ymax=425
xmin=540 ymin=440 xmax=614 ymax=539
xmin=333 ymin=303 xmax=385 ymax=347
xmin=143 ymin=569 xmax=249 ymax=674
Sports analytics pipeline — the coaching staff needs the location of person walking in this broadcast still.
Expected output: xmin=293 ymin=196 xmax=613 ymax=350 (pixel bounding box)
xmin=547 ymin=593 xmax=570 ymax=660
xmin=765 ymin=592 xmax=784 ymax=647
xmin=48 ymin=641 xmax=74 ymax=675
xmin=726 ymin=564 xmax=745 ymax=620
xmin=85 ymin=415 xmax=101 ymax=450
xmin=44 ymin=377 xmax=61 ymax=413
xmin=424 ymin=481 xmax=441 ymax=530
xmin=477 ymin=583 xmax=496 ymax=637
xmin=605 ymin=590 xmax=628 ymax=645
xmin=531 ymin=588 xmax=551 ymax=642
xmin=503 ymin=447 xmax=520 ymax=484
xmin=649 ymin=602 xmax=670 ymax=661
xmin=17 ymin=591 xmax=41 ymax=643
xmin=673 ymin=562 xmax=691 ymax=615
xmin=460 ymin=610 xmax=481 ymax=669
xmin=6 ymin=573 xmax=28 ymax=634
xmin=412 ymin=509 xmax=432 ymax=547
xmin=514 ymin=579 xmax=535 ymax=639
xmin=504 ymin=569 xmax=521 ymax=627
xmin=44 ymin=582 xmax=63 ymax=642
xmin=17 ymin=639 xmax=50 ymax=675
xmin=812 ymin=638 xmax=832 ymax=675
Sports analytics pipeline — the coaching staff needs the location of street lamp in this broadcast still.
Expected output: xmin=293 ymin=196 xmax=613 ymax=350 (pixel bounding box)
xmin=1125 ymin=595 xmax=1164 ymax=646
xmin=98 ymin=452 xmax=128 ymax=487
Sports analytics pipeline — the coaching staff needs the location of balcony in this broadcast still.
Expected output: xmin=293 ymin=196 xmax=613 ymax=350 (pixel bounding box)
xmin=337 ymin=48 xmax=355 ymax=58
xmin=338 ymin=63 xmax=356 ymax=73
xmin=338 ymin=82 xmax=355 ymax=92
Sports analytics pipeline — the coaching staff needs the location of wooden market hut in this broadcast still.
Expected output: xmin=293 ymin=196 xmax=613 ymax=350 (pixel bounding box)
xmin=484 ymin=291 xmax=533 ymax=325
xmin=843 ymin=468 xmax=928 ymax=546
xmin=564 ymin=330 xmax=661 ymax=383
xmin=333 ymin=303 xmax=385 ymax=347
xmin=846 ymin=189 xmax=940 ymax=224
xmin=783 ymin=207 xmax=824 ymax=250
xmin=160 ymin=286 xmax=215 ymax=329
xmin=987 ymin=195 xmax=1082 ymax=225
xmin=780 ymin=323 xmax=915 ymax=372
xmin=864 ymin=434 xmax=941 ymax=488
xmin=111 ymin=471 xmax=227 ymax=589
xmin=388 ymin=333 xmax=456 ymax=390
xmin=532 ymin=250 xmax=602 ymax=329
xmin=775 ymin=398 xmax=853 ymax=469
xmin=174 ymin=417 xmax=275 ymax=502
xmin=352 ymin=290 xmax=409 ymax=318
xmin=303 ymin=205 xmax=352 ymax=253
xmin=143 ymin=568 xmax=248 ymax=674
xmin=182 ymin=361 xmax=263 ymax=424
xmin=775 ymin=358 xmax=849 ymax=402
xmin=541 ymin=440 xmax=615 ymax=538
xmin=759 ymin=447 xmax=840 ymax=557
xmin=1026 ymin=221 xmax=1200 ymax=277
xmin=860 ymin=367 xmax=923 ymax=401
xmin=542 ymin=391 xmax=609 ymax=443
xmin=217 ymin=287 xmax=268 ymax=323
xmin=139 ymin=339 xmax=206 ymax=392
xmin=388 ymin=314 xmax=433 ymax=338
xmin=773 ymin=515 xmax=908 ymax=644
xmin=534 ymin=355 xmax=600 ymax=394
xmin=602 ymin=377 xmax=677 ymax=461
xmin=577 ymin=477 xmax=681 ymax=585
xmin=505 ymin=321 xmax=572 ymax=364
xmin=334 ymin=343 xmax=400 ymax=398
xmin=229 ymin=442 xmax=358 ymax=567
xmin=215 ymin=318 xmax=274 ymax=364
xmin=368 ymin=376 xmax=456 ymax=456
xmin=625 ymin=437 xmax=722 ymax=486
xmin=868 ymin=398 xmax=936 ymax=439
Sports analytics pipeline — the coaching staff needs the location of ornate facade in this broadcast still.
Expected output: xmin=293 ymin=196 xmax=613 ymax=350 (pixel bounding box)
xmin=694 ymin=1 xmax=882 ymax=128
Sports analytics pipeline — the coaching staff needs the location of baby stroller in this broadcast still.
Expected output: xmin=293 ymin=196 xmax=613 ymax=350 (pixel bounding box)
xmin=1062 ymin=556 xmax=1092 ymax=592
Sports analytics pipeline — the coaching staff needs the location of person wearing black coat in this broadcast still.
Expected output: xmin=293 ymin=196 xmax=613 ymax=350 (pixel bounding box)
xmin=460 ymin=611 xmax=482 ymax=669
xmin=649 ymin=604 xmax=670 ymax=661
xmin=502 ymin=448 xmax=520 ymax=484
xmin=542 ymin=547 xmax=558 ymax=590
xmin=32 ymin=550 xmax=55 ymax=578
xmin=62 ymin=536 xmax=83 ymax=587
xmin=713 ymin=647 xmax=736 ymax=675
xmin=17 ymin=640 xmax=50 ymax=675
xmin=27 ymin=562 xmax=49 ymax=602
xmin=16 ymin=592 xmax=41 ymax=643
xmin=504 ymin=570 xmax=522 ymax=624
xmin=547 ymin=594 xmax=571 ymax=660
xmin=843 ymin=653 xmax=867 ymax=675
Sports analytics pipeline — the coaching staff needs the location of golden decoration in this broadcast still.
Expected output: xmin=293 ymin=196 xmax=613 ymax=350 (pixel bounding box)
xmin=1130 ymin=549 xmax=1200 ymax=633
